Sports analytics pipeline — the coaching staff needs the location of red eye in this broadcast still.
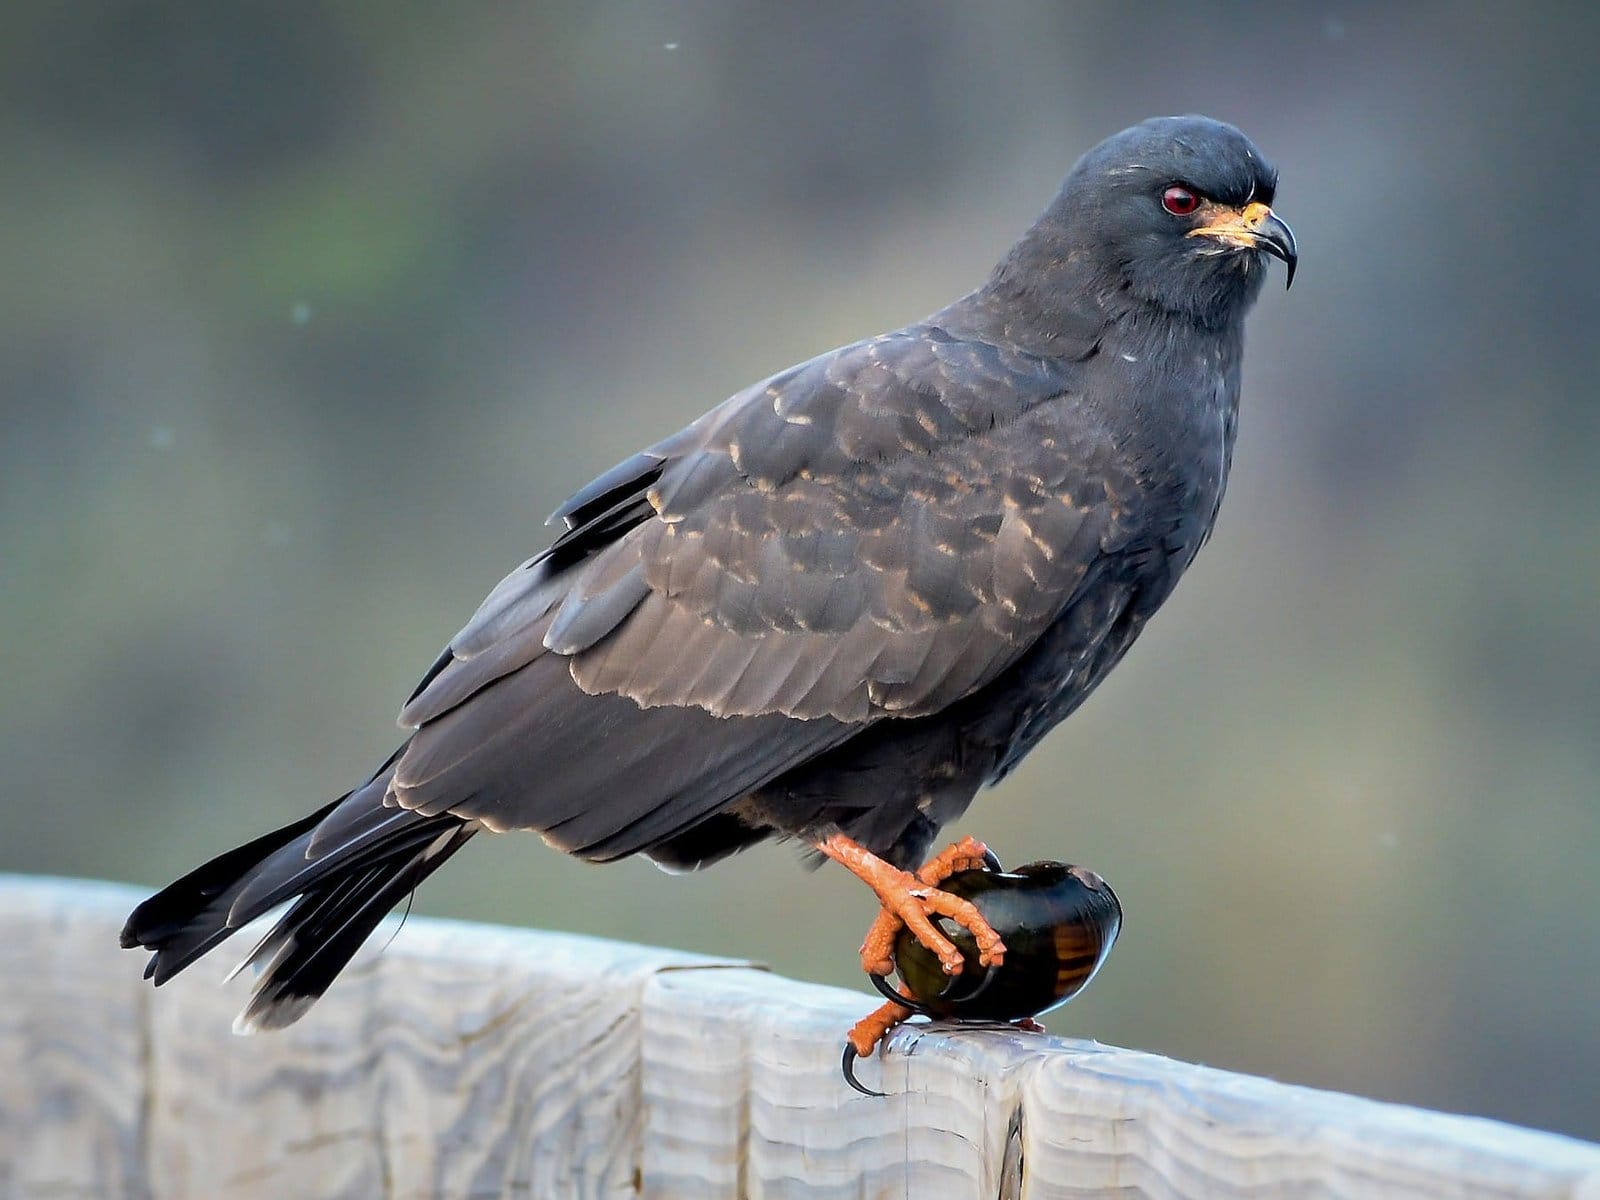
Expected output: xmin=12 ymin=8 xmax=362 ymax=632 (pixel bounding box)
xmin=1161 ymin=185 xmax=1200 ymax=216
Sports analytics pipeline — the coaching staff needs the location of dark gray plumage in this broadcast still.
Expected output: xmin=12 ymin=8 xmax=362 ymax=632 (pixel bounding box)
xmin=122 ymin=114 xmax=1295 ymax=1031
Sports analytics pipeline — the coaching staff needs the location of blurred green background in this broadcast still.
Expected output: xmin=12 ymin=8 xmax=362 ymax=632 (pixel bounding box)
xmin=4 ymin=1 xmax=1597 ymax=1140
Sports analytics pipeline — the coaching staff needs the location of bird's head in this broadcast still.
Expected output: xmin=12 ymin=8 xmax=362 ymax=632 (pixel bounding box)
xmin=998 ymin=115 xmax=1296 ymax=333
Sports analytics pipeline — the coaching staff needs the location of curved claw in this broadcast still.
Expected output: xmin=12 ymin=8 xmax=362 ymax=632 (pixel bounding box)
xmin=960 ymin=958 xmax=1001 ymax=1007
xmin=925 ymin=948 xmax=1001 ymax=1006
xmin=841 ymin=1043 xmax=887 ymax=1098
xmin=979 ymin=846 xmax=1003 ymax=872
xmin=869 ymin=971 xmax=934 ymax=1015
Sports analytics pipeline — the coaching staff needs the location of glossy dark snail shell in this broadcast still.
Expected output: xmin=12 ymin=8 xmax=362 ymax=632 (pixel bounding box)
xmin=884 ymin=860 xmax=1121 ymax=1021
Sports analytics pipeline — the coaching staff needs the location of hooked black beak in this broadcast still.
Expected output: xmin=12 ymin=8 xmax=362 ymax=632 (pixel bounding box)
xmin=1254 ymin=210 xmax=1297 ymax=289
xmin=1188 ymin=201 xmax=1298 ymax=289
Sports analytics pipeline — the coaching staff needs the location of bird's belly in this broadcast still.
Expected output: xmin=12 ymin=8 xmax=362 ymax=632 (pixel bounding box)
xmin=980 ymin=589 xmax=1146 ymax=785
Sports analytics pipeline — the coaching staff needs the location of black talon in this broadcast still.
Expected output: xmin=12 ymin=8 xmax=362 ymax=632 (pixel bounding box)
xmin=869 ymin=971 xmax=934 ymax=1014
xmin=841 ymin=1043 xmax=887 ymax=1097
xmin=960 ymin=958 xmax=1001 ymax=1007
xmin=930 ymin=944 xmax=988 ymax=1005
xmin=979 ymin=847 xmax=1003 ymax=872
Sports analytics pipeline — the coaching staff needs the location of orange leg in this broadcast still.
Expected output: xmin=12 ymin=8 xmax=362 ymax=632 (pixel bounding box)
xmin=842 ymin=980 xmax=917 ymax=1096
xmin=816 ymin=833 xmax=1007 ymax=978
xmin=847 ymin=986 xmax=915 ymax=1058
xmin=854 ymin=835 xmax=999 ymax=974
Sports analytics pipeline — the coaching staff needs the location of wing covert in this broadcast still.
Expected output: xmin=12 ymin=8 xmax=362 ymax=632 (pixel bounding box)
xmin=547 ymin=327 xmax=1130 ymax=721
xmin=389 ymin=320 xmax=1135 ymax=846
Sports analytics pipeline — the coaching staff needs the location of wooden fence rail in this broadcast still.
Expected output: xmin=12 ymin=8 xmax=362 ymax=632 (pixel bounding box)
xmin=3 ymin=874 xmax=1599 ymax=1198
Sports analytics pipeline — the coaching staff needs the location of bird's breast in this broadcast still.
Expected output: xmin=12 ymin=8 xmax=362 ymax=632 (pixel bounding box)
xmin=1093 ymin=328 xmax=1241 ymax=563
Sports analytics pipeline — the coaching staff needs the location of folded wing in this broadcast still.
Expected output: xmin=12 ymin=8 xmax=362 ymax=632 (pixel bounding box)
xmin=381 ymin=324 xmax=1126 ymax=858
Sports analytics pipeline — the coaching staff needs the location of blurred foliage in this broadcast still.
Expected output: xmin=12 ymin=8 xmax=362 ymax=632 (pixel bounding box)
xmin=3 ymin=1 xmax=1598 ymax=1140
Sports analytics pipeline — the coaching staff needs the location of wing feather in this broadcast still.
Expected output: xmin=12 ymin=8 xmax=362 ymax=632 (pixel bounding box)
xmin=383 ymin=320 xmax=1132 ymax=853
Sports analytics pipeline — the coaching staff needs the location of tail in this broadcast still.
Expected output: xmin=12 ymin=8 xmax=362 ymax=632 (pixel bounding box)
xmin=120 ymin=758 xmax=474 ymax=1032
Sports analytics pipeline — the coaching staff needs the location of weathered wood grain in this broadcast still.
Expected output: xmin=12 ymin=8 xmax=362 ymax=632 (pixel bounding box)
xmin=3 ymin=874 xmax=1599 ymax=1199
xmin=0 ymin=878 xmax=152 ymax=1200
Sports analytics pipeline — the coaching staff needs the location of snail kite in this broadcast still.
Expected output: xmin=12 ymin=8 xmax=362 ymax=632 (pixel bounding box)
xmin=123 ymin=115 xmax=1295 ymax=1032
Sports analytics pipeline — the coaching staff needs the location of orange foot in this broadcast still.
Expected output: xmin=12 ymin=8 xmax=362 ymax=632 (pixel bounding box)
xmin=818 ymin=834 xmax=1007 ymax=1078
xmin=856 ymin=835 xmax=1004 ymax=977
xmin=841 ymin=982 xmax=916 ymax=1097
xmin=817 ymin=833 xmax=1007 ymax=978
xmin=847 ymin=988 xmax=914 ymax=1059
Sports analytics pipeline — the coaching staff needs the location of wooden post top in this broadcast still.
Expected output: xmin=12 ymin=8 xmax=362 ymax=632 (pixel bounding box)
xmin=4 ymin=873 xmax=1599 ymax=1199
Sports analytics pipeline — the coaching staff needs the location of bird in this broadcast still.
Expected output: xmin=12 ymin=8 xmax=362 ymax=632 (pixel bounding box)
xmin=121 ymin=114 xmax=1296 ymax=1035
